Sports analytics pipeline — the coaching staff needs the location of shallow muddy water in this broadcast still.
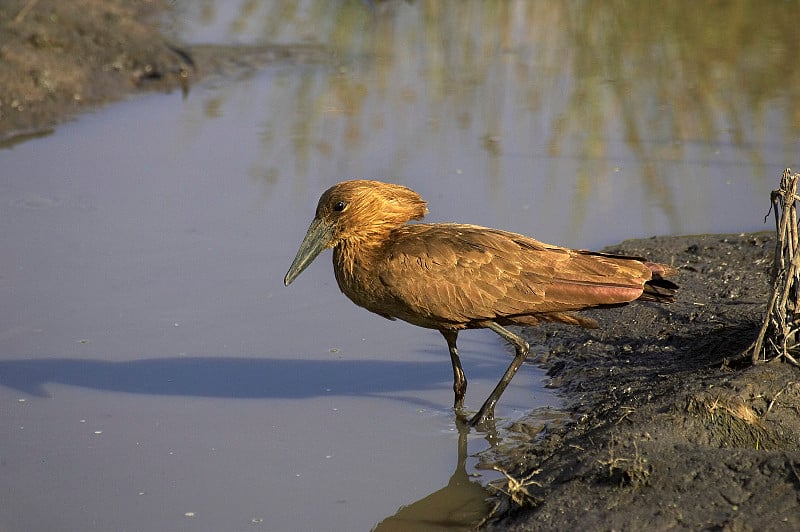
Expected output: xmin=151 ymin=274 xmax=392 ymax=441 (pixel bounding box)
xmin=2 ymin=1 xmax=799 ymax=531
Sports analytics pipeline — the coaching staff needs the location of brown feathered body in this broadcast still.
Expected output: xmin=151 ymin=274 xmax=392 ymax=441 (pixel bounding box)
xmin=285 ymin=180 xmax=678 ymax=426
xmin=335 ymin=222 xmax=676 ymax=331
xmin=316 ymin=181 xmax=676 ymax=330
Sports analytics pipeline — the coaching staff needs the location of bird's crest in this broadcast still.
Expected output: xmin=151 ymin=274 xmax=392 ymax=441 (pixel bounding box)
xmin=319 ymin=180 xmax=428 ymax=243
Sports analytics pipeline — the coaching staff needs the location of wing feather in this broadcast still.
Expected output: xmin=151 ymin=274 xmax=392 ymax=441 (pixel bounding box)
xmin=376 ymin=224 xmax=653 ymax=327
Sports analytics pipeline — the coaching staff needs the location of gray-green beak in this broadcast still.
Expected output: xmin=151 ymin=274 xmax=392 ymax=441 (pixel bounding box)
xmin=284 ymin=218 xmax=335 ymax=286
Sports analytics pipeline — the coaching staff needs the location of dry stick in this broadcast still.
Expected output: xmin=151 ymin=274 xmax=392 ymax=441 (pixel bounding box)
xmin=752 ymin=279 xmax=783 ymax=363
xmin=778 ymin=254 xmax=797 ymax=315
xmin=791 ymin=201 xmax=800 ymax=313
xmin=771 ymin=191 xmax=783 ymax=275
xmin=779 ymin=174 xmax=800 ymax=366
xmin=752 ymin=185 xmax=792 ymax=361
xmin=751 ymin=169 xmax=800 ymax=364
xmin=752 ymin=184 xmax=789 ymax=363
xmin=780 ymin=178 xmax=800 ymax=355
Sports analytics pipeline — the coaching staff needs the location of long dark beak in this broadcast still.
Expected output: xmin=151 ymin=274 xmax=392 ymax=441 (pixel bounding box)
xmin=284 ymin=218 xmax=335 ymax=286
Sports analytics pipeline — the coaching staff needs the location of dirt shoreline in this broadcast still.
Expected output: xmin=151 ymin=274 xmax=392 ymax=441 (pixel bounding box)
xmin=482 ymin=231 xmax=800 ymax=530
xmin=0 ymin=0 xmax=189 ymax=144
xmin=4 ymin=2 xmax=798 ymax=529
xmin=0 ymin=0 xmax=327 ymax=145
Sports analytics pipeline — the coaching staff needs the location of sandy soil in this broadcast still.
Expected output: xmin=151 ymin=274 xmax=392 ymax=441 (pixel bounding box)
xmin=3 ymin=2 xmax=799 ymax=529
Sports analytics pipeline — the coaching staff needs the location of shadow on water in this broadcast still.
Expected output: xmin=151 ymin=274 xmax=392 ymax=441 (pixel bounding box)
xmin=373 ymin=421 xmax=493 ymax=532
xmin=0 ymin=356 xmax=498 ymax=407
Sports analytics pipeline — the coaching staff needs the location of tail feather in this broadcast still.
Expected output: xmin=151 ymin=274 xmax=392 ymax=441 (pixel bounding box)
xmin=640 ymin=262 xmax=679 ymax=303
xmin=644 ymin=262 xmax=679 ymax=278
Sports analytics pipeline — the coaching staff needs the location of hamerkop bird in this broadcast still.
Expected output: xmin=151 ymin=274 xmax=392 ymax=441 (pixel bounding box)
xmin=284 ymin=180 xmax=678 ymax=426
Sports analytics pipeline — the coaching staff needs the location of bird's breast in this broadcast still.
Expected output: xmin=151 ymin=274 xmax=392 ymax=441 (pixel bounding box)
xmin=333 ymin=244 xmax=392 ymax=312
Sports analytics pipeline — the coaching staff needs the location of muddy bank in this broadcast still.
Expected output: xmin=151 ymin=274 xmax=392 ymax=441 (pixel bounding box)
xmin=0 ymin=0 xmax=189 ymax=143
xmin=482 ymin=231 xmax=800 ymax=530
xmin=0 ymin=0 xmax=327 ymax=145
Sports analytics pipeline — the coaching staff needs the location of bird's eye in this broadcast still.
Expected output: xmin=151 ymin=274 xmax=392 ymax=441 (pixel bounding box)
xmin=333 ymin=201 xmax=347 ymax=212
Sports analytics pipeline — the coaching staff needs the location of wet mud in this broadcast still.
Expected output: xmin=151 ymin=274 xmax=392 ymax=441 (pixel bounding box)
xmin=0 ymin=0 xmax=327 ymax=145
xmin=483 ymin=232 xmax=800 ymax=530
xmin=1 ymin=0 xmax=186 ymax=143
xmin=4 ymin=3 xmax=799 ymax=529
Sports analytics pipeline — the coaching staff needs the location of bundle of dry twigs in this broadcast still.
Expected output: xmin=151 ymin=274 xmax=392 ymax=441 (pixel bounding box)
xmin=750 ymin=168 xmax=800 ymax=366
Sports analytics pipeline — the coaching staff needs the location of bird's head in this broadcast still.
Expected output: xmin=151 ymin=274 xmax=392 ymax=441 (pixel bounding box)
xmin=284 ymin=180 xmax=428 ymax=286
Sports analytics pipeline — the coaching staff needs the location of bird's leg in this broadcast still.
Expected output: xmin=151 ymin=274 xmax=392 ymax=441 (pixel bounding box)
xmin=470 ymin=322 xmax=530 ymax=427
xmin=440 ymin=329 xmax=467 ymax=414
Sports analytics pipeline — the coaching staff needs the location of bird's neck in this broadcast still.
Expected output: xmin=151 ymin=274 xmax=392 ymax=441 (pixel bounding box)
xmin=332 ymin=231 xmax=390 ymax=298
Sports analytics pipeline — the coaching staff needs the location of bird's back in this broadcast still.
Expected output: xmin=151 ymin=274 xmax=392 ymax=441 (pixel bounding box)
xmin=336 ymin=223 xmax=676 ymax=330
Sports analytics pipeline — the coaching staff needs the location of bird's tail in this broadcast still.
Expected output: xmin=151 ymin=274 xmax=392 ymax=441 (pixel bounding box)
xmin=639 ymin=262 xmax=679 ymax=303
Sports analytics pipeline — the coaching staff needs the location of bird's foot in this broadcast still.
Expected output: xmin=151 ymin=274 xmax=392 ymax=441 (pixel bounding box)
xmin=468 ymin=410 xmax=495 ymax=428
xmin=454 ymin=407 xmax=498 ymax=435
xmin=469 ymin=400 xmax=497 ymax=427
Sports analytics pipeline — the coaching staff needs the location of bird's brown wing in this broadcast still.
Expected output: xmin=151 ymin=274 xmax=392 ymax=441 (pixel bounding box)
xmin=377 ymin=224 xmax=651 ymax=326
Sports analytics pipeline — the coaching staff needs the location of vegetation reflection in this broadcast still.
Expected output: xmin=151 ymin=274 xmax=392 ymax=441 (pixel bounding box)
xmin=174 ymin=0 xmax=800 ymax=231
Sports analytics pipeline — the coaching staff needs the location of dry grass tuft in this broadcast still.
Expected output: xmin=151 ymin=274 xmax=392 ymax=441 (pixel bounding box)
xmin=489 ymin=466 xmax=542 ymax=507
xmin=703 ymin=394 xmax=762 ymax=427
xmin=597 ymin=435 xmax=651 ymax=488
